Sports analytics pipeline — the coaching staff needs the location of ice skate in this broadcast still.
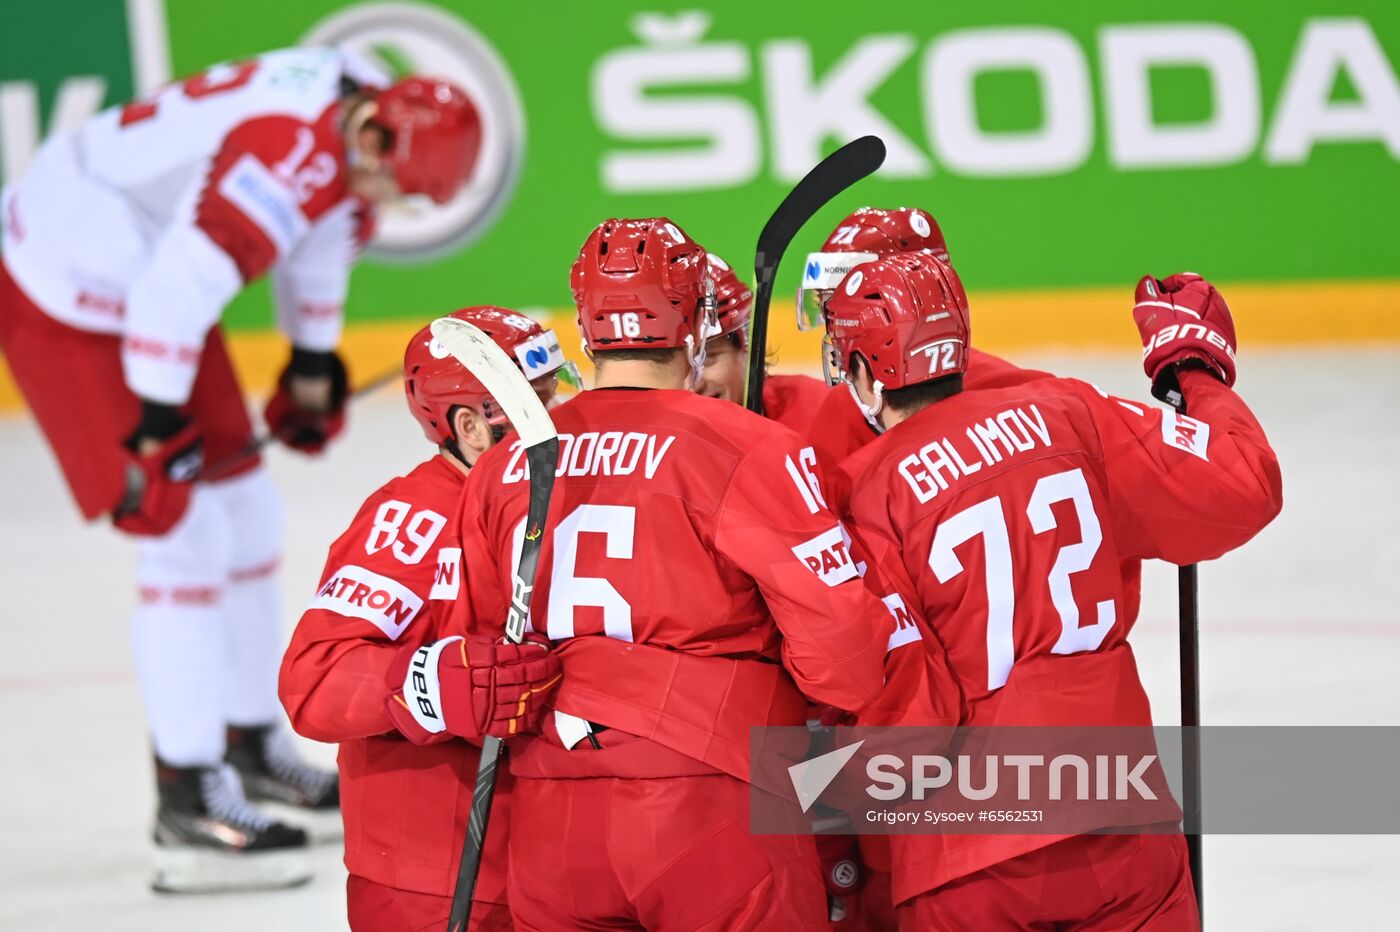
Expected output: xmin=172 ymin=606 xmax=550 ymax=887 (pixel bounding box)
xmin=151 ymin=758 xmax=311 ymax=894
xmin=226 ymin=724 xmax=342 ymax=843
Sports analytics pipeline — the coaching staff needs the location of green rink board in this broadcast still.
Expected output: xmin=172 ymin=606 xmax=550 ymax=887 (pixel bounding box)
xmin=3 ymin=1 xmax=1397 ymax=331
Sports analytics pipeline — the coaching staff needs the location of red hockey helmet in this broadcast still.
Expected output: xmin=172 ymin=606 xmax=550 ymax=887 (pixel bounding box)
xmin=707 ymin=253 xmax=753 ymax=344
xmin=373 ymin=77 xmax=481 ymax=204
xmin=403 ymin=306 xmax=573 ymax=446
xmin=822 ymin=207 xmax=949 ymax=261
xmin=570 ymin=218 xmax=717 ymax=353
xmin=824 ymin=252 xmax=970 ymax=394
xmin=798 ymin=207 xmax=950 ymax=332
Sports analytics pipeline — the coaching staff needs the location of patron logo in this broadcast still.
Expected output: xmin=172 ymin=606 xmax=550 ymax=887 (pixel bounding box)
xmin=311 ymin=564 xmax=424 ymax=639
xmin=430 ymin=547 xmax=462 ymax=599
xmin=792 ymin=525 xmax=860 ymax=587
xmin=884 ymin=593 xmax=922 ymax=651
xmin=1162 ymin=410 xmax=1211 ymax=461
xmin=303 ymin=2 xmax=525 ymax=260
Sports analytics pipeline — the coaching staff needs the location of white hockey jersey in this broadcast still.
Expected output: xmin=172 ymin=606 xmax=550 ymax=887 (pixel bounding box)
xmin=0 ymin=47 xmax=387 ymax=403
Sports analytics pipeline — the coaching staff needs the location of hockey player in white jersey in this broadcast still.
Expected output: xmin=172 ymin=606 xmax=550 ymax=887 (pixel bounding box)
xmin=0 ymin=47 xmax=483 ymax=892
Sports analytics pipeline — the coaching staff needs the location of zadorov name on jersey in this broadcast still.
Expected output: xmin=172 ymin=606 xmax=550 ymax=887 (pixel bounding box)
xmin=310 ymin=565 xmax=423 ymax=640
xmin=502 ymin=431 xmax=676 ymax=484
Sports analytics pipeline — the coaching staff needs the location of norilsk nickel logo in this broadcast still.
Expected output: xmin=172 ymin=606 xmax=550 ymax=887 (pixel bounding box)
xmin=303 ymin=2 xmax=525 ymax=261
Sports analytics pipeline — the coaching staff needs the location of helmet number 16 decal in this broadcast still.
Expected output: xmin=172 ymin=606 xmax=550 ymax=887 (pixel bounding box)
xmin=610 ymin=312 xmax=643 ymax=340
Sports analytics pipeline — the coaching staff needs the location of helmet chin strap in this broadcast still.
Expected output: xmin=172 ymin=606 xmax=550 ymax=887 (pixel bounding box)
xmin=443 ymin=438 xmax=473 ymax=468
xmin=845 ymin=377 xmax=887 ymax=434
xmin=684 ymin=333 xmax=707 ymax=391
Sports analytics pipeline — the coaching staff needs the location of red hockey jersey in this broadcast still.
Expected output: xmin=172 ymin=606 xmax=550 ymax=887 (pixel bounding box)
xmin=279 ymin=455 xmax=510 ymax=902
xmin=809 ymin=347 xmax=1052 ymax=478
xmin=837 ymin=369 xmax=1283 ymax=903
xmin=450 ymin=387 xmax=920 ymax=782
xmin=762 ymin=372 xmax=835 ymax=437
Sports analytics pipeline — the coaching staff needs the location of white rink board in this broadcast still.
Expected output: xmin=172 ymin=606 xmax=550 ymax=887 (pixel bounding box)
xmin=0 ymin=349 xmax=1396 ymax=931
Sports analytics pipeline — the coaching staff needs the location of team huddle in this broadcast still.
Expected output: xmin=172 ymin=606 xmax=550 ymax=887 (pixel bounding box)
xmin=0 ymin=46 xmax=1282 ymax=932
xmin=282 ymin=207 xmax=1280 ymax=930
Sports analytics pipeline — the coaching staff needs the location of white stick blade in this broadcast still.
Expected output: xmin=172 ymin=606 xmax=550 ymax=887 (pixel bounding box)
xmin=428 ymin=317 xmax=557 ymax=447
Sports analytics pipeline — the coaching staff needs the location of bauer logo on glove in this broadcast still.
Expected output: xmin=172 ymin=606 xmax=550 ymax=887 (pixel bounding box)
xmin=1132 ymin=272 xmax=1239 ymax=403
xmin=386 ymin=633 xmax=562 ymax=745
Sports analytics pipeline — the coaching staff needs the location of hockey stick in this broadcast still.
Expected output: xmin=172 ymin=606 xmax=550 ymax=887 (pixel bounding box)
xmin=429 ymin=316 xmax=560 ymax=932
xmin=1179 ymin=563 xmax=1204 ymax=923
xmin=199 ymin=366 xmax=401 ymax=480
xmin=745 ymin=135 xmax=887 ymax=415
xmin=1172 ymin=394 xmax=1205 ymax=925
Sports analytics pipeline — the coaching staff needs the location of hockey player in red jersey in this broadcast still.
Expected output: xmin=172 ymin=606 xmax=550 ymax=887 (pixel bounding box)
xmin=280 ymin=307 xmax=569 ymax=930
xmin=0 ymin=48 xmax=483 ymax=891
xmin=795 ymin=207 xmax=1055 ymax=930
xmin=695 ymin=251 xmax=834 ymax=434
xmin=824 ymin=253 xmax=1282 ymax=930
xmin=403 ymin=217 xmax=948 ymax=930
xmin=797 ymin=207 xmax=1051 ymax=474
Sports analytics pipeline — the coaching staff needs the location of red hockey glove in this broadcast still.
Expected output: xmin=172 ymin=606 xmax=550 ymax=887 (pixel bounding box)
xmin=386 ymin=633 xmax=562 ymax=745
xmin=263 ymin=348 xmax=348 ymax=455
xmin=1134 ymin=273 xmax=1237 ymax=403
xmin=113 ymin=404 xmax=203 ymax=536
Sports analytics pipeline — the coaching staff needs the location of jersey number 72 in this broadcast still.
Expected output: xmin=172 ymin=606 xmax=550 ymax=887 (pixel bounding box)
xmin=929 ymin=467 xmax=1116 ymax=691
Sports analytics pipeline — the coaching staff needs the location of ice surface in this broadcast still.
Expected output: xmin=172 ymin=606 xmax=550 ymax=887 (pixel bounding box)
xmin=1 ymin=349 xmax=1395 ymax=931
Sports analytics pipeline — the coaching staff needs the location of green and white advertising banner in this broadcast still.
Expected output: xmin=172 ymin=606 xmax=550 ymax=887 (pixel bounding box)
xmin=2 ymin=0 xmax=1397 ymax=372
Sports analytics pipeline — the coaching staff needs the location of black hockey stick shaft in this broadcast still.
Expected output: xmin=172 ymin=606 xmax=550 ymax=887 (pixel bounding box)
xmin=1179 ymin=562 xmax=1203 ymax=921
xmin=448 ymin=437 xmax=559 ymax=932
xmin=200 ymin=366 xmax=401 ymax=480
xmin=745 ymin=135 xmax=886 ymax=415
xmin=1173 ymin=390 xmax=1204 ymax=925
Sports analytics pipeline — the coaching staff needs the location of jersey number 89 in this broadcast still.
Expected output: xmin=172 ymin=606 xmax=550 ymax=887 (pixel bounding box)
xmin=365 ymin=500 xmax=447 ymax=565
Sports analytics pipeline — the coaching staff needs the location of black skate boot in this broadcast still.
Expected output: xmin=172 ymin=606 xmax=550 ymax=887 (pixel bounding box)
xmin=152 ymin=758 xmax=311 ymax=893
xmin=226 ymin=724 xmax=341 ymax=843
